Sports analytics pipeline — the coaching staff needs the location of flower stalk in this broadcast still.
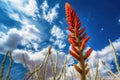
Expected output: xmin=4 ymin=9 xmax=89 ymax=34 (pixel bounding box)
xmin=65 ymin=3 xmax=92 ymax=80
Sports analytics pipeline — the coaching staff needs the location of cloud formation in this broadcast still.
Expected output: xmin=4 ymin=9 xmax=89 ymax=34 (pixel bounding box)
xmin=0 ymin=22 xmax=41 ymax=52
xmin=50 ymin=25 xmax=66 ymax=49
xmin=1 ymin=0 xmax=38 ymax=17
xmin=40 ymin=0 xmax=59 ymax=23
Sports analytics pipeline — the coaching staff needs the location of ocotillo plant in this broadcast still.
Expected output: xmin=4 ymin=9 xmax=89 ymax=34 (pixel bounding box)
xmin=65 ymin=3 xmax=92 ymax=80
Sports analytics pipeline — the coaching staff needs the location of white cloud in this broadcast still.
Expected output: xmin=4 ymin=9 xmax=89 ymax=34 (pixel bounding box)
xmin=40 ymin=0 xmax=49 ymax=12
xmin=0 ymin=22 xmax=41 ymax=52
xmin=7 ymin=0 xmax=38 ymax=16
xmin=40 ymin=0 xmax=59 ymax=23
xmin=88 ymin=38 xmax=120 ymax=76
xmin=9 ymin=13 xmax=21 ymax=22
xmin=54 ymin=40 xmax=66 ymax=49
xmin=51 ymin=25 xmax=65 ymax=39
xmin=50 ymin=25 xmax=66 ymax=49
xmin=1 ymin=0 xmax=39 ymax=22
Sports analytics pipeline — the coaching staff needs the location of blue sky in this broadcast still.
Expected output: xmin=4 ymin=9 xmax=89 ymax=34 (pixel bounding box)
xmin=0 ymin=0 xmax=120 ymax=79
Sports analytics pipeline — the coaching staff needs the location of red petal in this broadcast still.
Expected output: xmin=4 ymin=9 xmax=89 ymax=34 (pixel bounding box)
xmin=80 ymin=41 xmax=86 ymax=51
xmin=71 ymin=45 xmax=79 ymax=54
xmin=84 ymin=48 xmax=92 ymax=60
xmin=83 ymin=36 xmax=90 ymax=43
xmin=80 ymin=36 xmax=90 ymax=51
xmin=68 ymin=38 xmax=77 ymax=46
xmin=69 ymin=50 xmax=80 ymax=60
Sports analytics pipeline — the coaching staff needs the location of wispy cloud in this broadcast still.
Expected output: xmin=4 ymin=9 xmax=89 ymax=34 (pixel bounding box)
xmin=40 ymin=0 xmax=59 ymax=24
xmin=2 ymin=0 xmax=38 ymax=17
xmin=1 ymin=24 xmax=7 ymax=30
xmin=50 ymin=25 xmax=66 ymax=49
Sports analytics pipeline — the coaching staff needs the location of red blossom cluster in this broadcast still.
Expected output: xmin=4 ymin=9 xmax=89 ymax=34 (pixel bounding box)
xmin=65 ymin=2 xmax=93 ymax=80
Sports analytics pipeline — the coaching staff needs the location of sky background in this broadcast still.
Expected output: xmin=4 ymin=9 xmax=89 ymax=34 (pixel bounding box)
xmin=0 ymin=0 xmax=120 ymax=80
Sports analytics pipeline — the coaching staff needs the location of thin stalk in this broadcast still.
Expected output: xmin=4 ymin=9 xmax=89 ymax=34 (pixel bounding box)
xmin=94 ymin=60 xmax=99 ymax=80
xmin=43 ymin=52 xmax=50 ymax=80
xmin=63 ymin=59 xmax=66 ymax=80
xmin=57 ymin=57 xmax=67 ymax=80
xmin=89 ymin=63 xmax=95 ymax=78
xmin=43 ymin=46 xmax=52 ymax=80
xmin=109 ymin=39 xmax=120 ymax=73
xmin=70 ymin=71 xmax=74 ymax=80
xmin=0 ymin=51 xmax=9 ymax=79
xmin=49 ymin=52 xmax=55 ymax=80
xmin=55 ymin=51 xmax=58 ymax=80
xmin=34 ymin=64 xmax=39 ymax=79
xmin=6 ymin=51 xmax=13 ymax=80
xmin=22 ymin=54 xmax=31 ymax=74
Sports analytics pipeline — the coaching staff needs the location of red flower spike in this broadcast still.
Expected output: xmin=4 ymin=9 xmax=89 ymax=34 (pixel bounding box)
xmin=65 ymin=3 xmax=92 ymax=80
xmin=65 ymin=3 xmax=73 ymax=26
xmin=65 ymin=3 xmax=80 ymax=28
xmin=69 ymin=50 xmax=80 ymax=60
xmin=68 ymin=38 xmax=77 ymax=46
xmin=84 ymin=48 xmax=92 ymax=60
xmin=72 ymin=45 xmax=79 ymax=54
xmin=78 ymin=27 xmax=86 ymax=35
